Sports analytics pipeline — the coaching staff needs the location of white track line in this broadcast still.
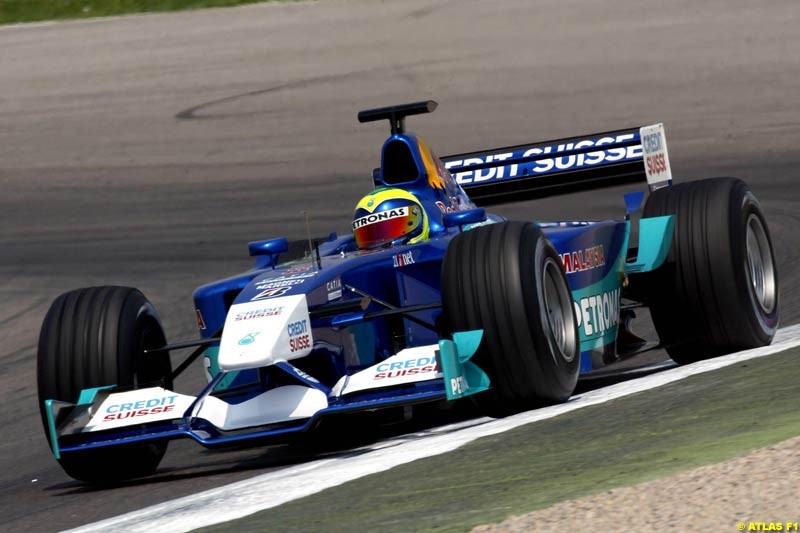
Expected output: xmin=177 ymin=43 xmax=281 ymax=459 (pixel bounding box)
xmin=65 ymin=324 xmax=800 ymax=533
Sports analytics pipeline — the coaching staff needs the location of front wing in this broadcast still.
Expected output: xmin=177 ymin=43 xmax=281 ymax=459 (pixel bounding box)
xmin=44 ymin=335 xmax=488 ymax=458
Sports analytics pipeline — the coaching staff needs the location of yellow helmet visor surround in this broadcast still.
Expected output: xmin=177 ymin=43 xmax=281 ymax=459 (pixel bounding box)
xmin=353 ymin=205 xmax=423 ymax=249
xmin=352 ymin=188 xmax=429 ymax=249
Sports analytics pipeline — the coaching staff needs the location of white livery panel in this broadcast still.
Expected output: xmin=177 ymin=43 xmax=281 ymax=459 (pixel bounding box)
xmin=84 ymin=387 xmax=196 ymax=432
xmin=82 ymin=385 xmax=328 ymax=433
xmin=332 ymin=344 xmax=442 ymax=396
xmin=639 ymin=123 xmax=673 ymax=190
xmin=218 ymin=294 xmax=313 ymax=371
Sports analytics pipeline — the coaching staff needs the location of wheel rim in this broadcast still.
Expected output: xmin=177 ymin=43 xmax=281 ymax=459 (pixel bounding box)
xmin=542 ymin=257 xmax=577 ymax=363
xmin=745 ymin=214 xmax=776 ymax=314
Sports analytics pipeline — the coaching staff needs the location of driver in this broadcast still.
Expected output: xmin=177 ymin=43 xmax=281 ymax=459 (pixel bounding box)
xmin=352 ymin=188 xmax=429 ymax=249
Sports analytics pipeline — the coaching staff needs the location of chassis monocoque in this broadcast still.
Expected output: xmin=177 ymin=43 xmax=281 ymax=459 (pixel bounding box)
xmin=38 ymin=101 xmax=779 ymax=483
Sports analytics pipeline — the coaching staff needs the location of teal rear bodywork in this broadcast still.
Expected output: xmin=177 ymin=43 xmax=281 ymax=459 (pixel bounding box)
xmin=540 ymin=213 xmax=673 ymax=372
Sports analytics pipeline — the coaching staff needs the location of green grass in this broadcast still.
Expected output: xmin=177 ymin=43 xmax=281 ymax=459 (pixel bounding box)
xmin=0 ymin=0 xmax=284 ymax=25
xmin=200 ymin=346 xmax=800 ymax=532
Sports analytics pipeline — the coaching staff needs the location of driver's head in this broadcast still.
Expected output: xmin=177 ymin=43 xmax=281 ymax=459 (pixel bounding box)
xmin=352 ymin=188 xmax=429 ymax=249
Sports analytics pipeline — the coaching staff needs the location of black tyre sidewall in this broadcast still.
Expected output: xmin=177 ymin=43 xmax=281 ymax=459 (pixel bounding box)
xmin=442 ymin=222 xmax=579 ymax=414
xmin=37 ymin=286 xmax=171 ymax=483
xmin=641 ymin=178 xmax=779 ymax=363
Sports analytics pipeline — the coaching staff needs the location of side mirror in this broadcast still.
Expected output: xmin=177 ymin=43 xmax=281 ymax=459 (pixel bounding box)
xmin=248 ymin=237 xmax=289 ymax=257
xmin=442 ymin=208 xmax=487 ymax=229
xmin=248 ymin=238 xmax=289 ymax=269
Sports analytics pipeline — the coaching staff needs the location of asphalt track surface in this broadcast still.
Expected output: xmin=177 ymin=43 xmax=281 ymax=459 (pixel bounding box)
xmin=0 ymin=1 xmax=798 ymax=531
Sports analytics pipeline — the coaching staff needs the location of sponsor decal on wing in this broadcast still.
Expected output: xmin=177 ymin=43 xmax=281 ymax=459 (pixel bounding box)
xmin=373 ymin=354 xmax=438 ymax=380
xmin=83 ymin=387 xmax=196 ymax=432
xmin=331 ymin=345 xmax=442 ymax=396
xmin=445 ymin=133 xmax=643 ymax=185
xmin=640 ymin=123 xmax=673 ymax=190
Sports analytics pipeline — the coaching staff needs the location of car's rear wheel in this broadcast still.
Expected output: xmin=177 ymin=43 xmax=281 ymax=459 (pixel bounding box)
xmin=442 ymin=221 xmax=580 ymax=415
xmin=639 ymin=178 xmax=779 ymax=364
xmin=37 ymin=286 xmax=172 ymax=483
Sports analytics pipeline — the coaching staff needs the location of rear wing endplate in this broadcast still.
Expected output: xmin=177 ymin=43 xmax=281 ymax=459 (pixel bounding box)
xmin=442 ymin=124 xmax=672 ymax=205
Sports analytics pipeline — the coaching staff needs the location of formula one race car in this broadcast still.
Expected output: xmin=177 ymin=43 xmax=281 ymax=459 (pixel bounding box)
xmin=38 ymin=101 xmax=779 ymax=483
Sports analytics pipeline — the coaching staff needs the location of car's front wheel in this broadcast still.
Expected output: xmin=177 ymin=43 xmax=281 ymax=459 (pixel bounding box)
xmin=442 ymin=221 xmax=580 ymax=415
xmin=38 ymin=286 xmax=172 ymax=483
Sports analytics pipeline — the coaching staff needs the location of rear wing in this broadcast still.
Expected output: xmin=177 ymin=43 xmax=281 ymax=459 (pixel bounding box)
xmin=442 ymin=124 xmax=672 ymax=206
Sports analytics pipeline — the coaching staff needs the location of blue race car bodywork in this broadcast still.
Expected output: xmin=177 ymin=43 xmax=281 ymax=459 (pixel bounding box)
xmin=45 ymin=101 xmax=676 ymax=459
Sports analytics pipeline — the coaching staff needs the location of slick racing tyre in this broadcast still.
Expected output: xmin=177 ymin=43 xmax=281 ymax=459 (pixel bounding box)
xmin=641 ymin=178 xmax=779 ymax=364
xmin=442 ymin=221 xmax=580 ymax=415
xmin=37 ymin=286 xmax=172 ymax=483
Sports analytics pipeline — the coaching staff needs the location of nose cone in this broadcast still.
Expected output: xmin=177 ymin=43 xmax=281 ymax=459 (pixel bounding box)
xmin=218 ymin=295 xmax=313 ymax=371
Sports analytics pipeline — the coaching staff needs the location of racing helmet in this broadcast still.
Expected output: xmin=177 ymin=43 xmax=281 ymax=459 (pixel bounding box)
xmin=352 ymin=188 xmax=429 ymax=249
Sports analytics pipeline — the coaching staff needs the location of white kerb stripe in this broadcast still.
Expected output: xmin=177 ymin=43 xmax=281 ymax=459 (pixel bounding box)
xmin=64 ymin=324 xmax=800 ymax=533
